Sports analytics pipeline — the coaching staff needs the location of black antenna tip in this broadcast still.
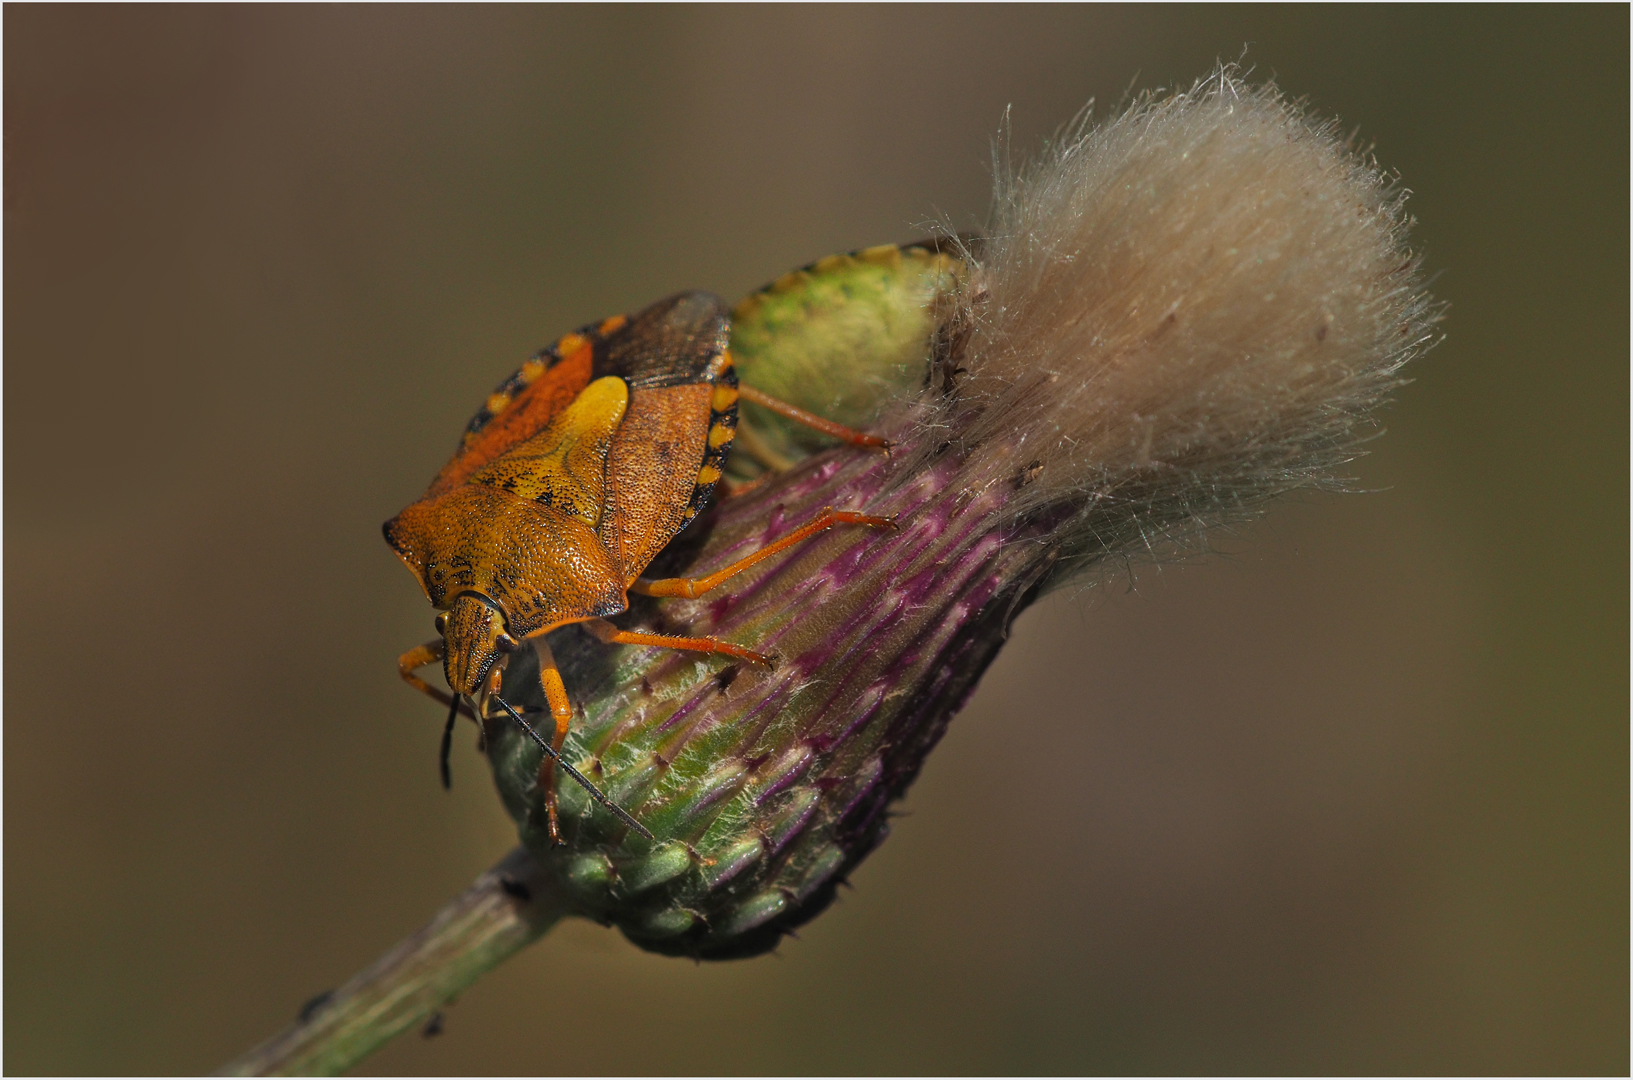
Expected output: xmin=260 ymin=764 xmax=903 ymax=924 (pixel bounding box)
xmin=439 ymin=694 xmax=459 ymax=790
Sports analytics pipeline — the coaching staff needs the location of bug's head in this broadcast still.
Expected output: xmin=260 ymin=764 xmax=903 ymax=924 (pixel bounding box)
xmin=438 ymin=592 xmax=521 ymax=697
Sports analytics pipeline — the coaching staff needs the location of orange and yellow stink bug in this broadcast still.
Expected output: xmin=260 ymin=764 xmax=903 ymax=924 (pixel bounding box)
xmin=384 ymin=291 xmax=894 ymax=842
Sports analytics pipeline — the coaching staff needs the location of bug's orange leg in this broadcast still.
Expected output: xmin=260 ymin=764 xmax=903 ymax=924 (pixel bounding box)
xmin=398 ymin=639 xmax=478 ymax=720
xmin=630 ymin=507 xmax=897 ymax=600
xmin=583 ymin=618 xmax=775 ymax=668
xmin=530 ymin=638 xmax=575 ymax=845
xmin=739 ymin=384 xmax=891 ymax=451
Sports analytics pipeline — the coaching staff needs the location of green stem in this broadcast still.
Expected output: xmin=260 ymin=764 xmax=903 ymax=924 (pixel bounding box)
xmin=218 ymin=846 xmax=565 ymax=1077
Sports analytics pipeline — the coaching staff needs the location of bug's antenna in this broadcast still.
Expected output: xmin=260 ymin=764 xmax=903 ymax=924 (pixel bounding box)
xmin=490 ymin=694 xmax=656 ymax=841
xmin=439 ymin=694 xmax=460 ymax=790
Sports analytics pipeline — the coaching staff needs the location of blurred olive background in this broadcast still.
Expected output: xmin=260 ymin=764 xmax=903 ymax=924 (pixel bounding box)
xmin=6 ymin=6 xmax=1626 ymax=1075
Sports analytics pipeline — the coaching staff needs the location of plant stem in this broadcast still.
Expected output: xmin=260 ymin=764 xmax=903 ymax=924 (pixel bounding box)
xmin=218 ymin=846 xmax=565 ymax=1077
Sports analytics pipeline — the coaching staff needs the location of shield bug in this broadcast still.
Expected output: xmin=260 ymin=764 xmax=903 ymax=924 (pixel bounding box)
xmin=384 ymin=289 xmax=897 ymax=843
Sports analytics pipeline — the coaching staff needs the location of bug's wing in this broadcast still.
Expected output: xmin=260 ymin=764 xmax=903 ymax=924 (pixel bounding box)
xmin=427 ymin=293 xmax=733 ymax=498
xmin=427 ymin=330 xmax=600 ymax=497
xmin=594 ymin=292 xmax=732 ymax=389
xmin=594 ymin=294 xmax=736 ymax=582
xmin=468 ymin=376 xmax=629 ymax=527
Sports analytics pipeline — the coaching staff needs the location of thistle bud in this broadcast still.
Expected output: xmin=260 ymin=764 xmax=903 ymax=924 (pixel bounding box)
xmin=483 ymin=70 xmax=1437 ymax=959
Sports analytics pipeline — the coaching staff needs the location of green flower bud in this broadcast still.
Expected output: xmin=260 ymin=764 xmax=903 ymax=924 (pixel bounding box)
xmin=481 ymin=69 xmax=1437 ymax=960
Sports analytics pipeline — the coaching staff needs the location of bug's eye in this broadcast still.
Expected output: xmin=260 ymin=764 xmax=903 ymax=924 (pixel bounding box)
xmin=434 ymin=612 xmax=449 ymax=635
xmin=496 ymin=633 xmax=520 ymax=653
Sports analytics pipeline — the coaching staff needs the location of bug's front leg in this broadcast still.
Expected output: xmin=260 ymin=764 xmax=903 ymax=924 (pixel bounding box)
xmin=401 ymin=638 xmax=485 ymax=790
xmin=398 ymin=639 xmax=478 ymax=720
xmin=528 ymin=637 xmax=574 ymax=845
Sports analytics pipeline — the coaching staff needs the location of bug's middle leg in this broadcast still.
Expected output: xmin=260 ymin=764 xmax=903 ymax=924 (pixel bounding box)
xmin=631 ymin=506 xmax=896 ymax=601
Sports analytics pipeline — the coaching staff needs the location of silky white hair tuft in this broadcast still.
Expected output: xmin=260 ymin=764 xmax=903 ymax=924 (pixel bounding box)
xmin=919 ymin=68 xmax=1440 ymax=577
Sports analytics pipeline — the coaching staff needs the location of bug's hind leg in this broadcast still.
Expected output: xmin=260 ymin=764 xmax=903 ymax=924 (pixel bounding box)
xmin=527 ymin=638 xmax=574 ymax=845
xmin=631 ymin=507 xmax=897 ymax=600
xmin=738 ymin=384 xmax=891 ymax=451
xmin=722 ymin=385 xmax=888 ymax=499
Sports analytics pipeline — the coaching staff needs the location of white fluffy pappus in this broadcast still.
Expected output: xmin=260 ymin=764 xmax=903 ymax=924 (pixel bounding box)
xmin=921 ymin=69 xmax=1441 ymax=574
